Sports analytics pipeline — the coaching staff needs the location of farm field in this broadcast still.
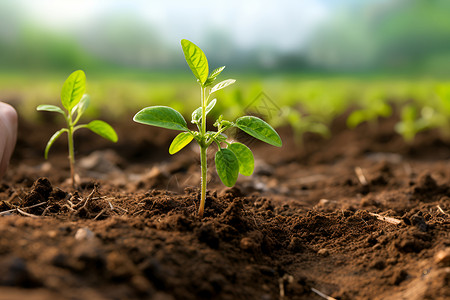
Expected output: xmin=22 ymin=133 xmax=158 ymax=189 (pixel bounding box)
xmin=0 ymin=74 xmax=449 ymax=299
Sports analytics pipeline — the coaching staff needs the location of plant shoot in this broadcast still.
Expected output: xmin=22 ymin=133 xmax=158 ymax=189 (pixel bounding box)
xmin=37 ymin=70 xmax=118 ymax=187
xmin=134 ymin=39 xmax=281 ymax=218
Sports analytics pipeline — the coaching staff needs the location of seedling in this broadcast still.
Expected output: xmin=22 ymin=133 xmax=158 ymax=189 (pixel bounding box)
xmin=271 ymin=106 xmax=330 ymax=144
xmin=394 ymin=104 xmax=436 ymax=142
xmin=37 ymin=70 xmax=118 ymax=187
xmin=134 ymin=39 xmax=282 ymax=218
xmin=347 ymin=99 xmax=392 ymax=129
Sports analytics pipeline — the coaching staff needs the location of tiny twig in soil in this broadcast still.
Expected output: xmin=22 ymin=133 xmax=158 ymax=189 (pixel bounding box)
xmin=311 ymin=287 xmax=337 ymax=300
xmin=73 ymin=185 xmax=97 ymax=214
xmin=10 ymin=187 xmax=25 ymax=203
xmin=62 ymin=203 xmax=76 ymax=212
xmin=355 ymin=166 xmax=368 ymax=186
xmin=113 ymin=205 xmax=128 ymax=213
xmin=16 ymin=208 xmax=40 ymax=218
xmin=361 ymin=217 xmax=369 ymax=226
xmin=6 ymin=191 xmax=18 ymax=202
xmin=93 ymin=208 xmax=107 ymax=220
xmin=0 ymin=202 xmax=47 ymax=216
xmin=93 ymin=198 xmax=123 ymax=220
xmin=133 ymin=209 xmax=144 ymax=216
xmin=369 ymin=212 xmax=401 ymax=225
xmin=105 ymin=199 xmax=114 ymax=211
xmin=437 ymin=205 xmax=449 ymax=216
xmin=41 ymin=206 xmax=51 ymax=216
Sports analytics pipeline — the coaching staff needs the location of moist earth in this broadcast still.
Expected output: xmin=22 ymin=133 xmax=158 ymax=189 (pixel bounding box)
xmin=0 ymin=113 xmax=449 ymax=300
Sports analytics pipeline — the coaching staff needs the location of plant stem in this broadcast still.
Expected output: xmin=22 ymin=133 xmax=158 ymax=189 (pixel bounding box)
xmin=67 ymin=125 xmax=75 ymax=188
xmin=201 ymin=86 xmax=207 ymax=135
xmin=198 ymin=86 xmax=207 ymax=218
xmin=198 ymin=145 xmax=207 ymax=218
xmin=66 ymin=112 xmax=76 ymax=188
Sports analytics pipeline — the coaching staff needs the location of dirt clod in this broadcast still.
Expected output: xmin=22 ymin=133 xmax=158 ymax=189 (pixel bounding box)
xmin=0 ymin=256 xmax=38 ymax=287
xmin=434 ymin=248 xmax=450 ymax=267
xmin=317 ymin=248 xmax=330 ymax=257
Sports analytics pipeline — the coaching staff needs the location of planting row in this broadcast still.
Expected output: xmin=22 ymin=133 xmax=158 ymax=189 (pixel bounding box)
xmin=4 ymin=75 xmax=449 ymax=146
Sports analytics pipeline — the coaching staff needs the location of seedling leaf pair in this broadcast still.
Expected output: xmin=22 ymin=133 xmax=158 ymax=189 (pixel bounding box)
xmin=215 ymin=142 xmax=254 ymax=187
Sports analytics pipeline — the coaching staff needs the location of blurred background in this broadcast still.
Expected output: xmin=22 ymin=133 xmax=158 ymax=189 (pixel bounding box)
xmin=3 ymin=0 xmax=450 ymax=75
xmin=2 ymin=0 xmax=450 ymax=141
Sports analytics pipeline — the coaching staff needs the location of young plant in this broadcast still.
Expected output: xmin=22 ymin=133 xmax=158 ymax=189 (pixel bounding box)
xmin=346 ymin=99 xmax=392 ymax=129
xmin=37 ymin=70 xmax=118 ymax=187
xmin=270 ymin=106 xmax=330 ymax=145
xmin=394 ymin=104 xmax=436 ymax=142
xmin=133 ymin=39 xmax=282 ymax=218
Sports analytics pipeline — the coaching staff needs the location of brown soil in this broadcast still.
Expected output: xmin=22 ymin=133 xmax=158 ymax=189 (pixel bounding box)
xmin=0 ymin=113 xmax=449 ymax=300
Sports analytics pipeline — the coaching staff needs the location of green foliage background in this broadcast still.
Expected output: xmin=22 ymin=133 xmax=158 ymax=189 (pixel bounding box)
xmin=1 ymin=0 xmax=450 ymax=142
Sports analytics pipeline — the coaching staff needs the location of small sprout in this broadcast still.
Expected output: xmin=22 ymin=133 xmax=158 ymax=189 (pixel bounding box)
xmin=134 ymin=39 xmax=282 ymax=218
xmin=37 ymin=70 xmax=118 ymax=187
xmin=270 ymin=106 xmax=330 ymax=145
xmin=347 ymin=98 xmax=392 ymax=129
xmin=394 ymin=105 xmax=435 ymax=142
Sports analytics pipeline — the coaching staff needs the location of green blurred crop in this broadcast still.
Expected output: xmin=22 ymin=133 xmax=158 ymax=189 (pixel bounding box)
xmin=2 ymin=0 xmax=450 ymax=144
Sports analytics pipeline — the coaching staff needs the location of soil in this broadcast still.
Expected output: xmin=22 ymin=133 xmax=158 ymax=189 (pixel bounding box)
xmin=0 ymin=112 xmax=449 ymax=300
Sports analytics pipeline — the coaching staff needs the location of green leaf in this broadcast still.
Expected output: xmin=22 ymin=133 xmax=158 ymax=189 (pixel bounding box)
xmin=181 ymin=39 xmax=209 ymax=85
xmin=215 ymin=148 xmax=239 ymax=187
xmin=191 ymin=99 xmax=217 ymax=124
xmin=402 ymin=105 xmax=417 ymax=122
xmin=376 ymin=102 xmax=392 ymax=117
xmin=134 ymin=106 xmax=188 ymax=131
xmin=210 ymin=66 xmax=225 ymax=79
xmin=307 ymin=123 xmax=331 ymax=139
xmin=204 ymin=66 xmax=226 ymax=86
xmin=61 ymin=70 xmax=86 ymax=112
xmin=45 ymin=129 xmax=67 ymax=159
xmin=235 ymin=116 xmax=282 ymax=147
xmin=87 ymin=120 xmax=118 ymax=142
xmin=206 ymin=98 xmax=217 ymax=114
xmin=73 ymin=94 xmax=90 ymax=117
xmin=191 ymin=108 xmax=202 ymax=124
xmin=228 ymin=142 xmax=254 ymax=176
xmin=169 ymin=132 xmax=194 ymax=154
xmin=210 ymin=79 xmax=236 ymax=94
xmin=346 ymin=110 xmax=367 ymax=128
xmin=37 ymin=104 xmax=65 ymax=116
